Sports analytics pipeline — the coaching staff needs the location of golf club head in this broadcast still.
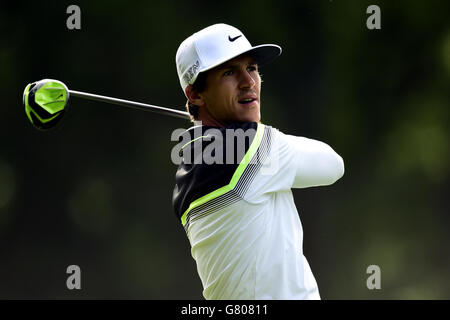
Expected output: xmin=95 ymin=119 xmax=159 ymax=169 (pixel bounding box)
xmin=23 ymin=79 xmax=69 ymax=131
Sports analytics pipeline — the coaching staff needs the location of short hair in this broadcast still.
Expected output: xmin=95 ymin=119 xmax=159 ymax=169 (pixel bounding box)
xmin=185 ymin=71 xmax=208 ymax=122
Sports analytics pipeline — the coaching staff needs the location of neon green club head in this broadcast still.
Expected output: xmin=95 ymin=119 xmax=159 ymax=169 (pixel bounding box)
xmin=23 ymin=79 xmax=69 ymax=130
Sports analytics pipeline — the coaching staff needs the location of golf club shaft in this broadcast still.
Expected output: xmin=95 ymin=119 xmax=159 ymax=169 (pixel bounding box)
xmin=69 ymin=90 xmax=190 ymax=120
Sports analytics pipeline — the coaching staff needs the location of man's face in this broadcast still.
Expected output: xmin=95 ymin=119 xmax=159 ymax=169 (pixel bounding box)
xmin=198 ymin=55 xmax=261 ymax=125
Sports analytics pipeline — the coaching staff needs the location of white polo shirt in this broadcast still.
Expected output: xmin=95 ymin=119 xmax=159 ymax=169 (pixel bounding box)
xmin=172 ymin=122 xmax=344 ymax=299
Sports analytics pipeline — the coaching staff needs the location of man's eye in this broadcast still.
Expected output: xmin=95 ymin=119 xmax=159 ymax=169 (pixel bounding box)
xmin=247 ymin=65 xmax=257 ymax=72
xmin=223 ymin=70 xmax=233 ymax=76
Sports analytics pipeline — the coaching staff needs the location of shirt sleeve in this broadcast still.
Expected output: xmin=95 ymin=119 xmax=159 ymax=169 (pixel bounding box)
xmin=246 ymin=126 xmax=345 ymax=197
xmin=285 ymin=132 xmax=345 ymax=189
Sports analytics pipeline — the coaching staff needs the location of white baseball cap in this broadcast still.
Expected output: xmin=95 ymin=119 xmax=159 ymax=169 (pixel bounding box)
xmin=176 ymin=23 xmax=282 ymax=96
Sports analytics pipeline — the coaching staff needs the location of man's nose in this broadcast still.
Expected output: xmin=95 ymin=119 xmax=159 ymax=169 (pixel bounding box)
xmin=239 ymin=70 xmax=256 ymax=89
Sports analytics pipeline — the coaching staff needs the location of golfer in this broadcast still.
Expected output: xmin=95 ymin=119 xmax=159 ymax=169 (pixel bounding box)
xmin=172 ymin=23 xmax=344 ymax=300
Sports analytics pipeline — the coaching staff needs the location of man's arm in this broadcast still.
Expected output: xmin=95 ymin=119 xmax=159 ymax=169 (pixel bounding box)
xmin=284 ymin=134 xmax=344 ymax=189
xmin=239 ymin=125 xmax=344 ymax=199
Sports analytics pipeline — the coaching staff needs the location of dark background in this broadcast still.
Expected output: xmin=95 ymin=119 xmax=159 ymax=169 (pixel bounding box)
xmin=0 ymin=0 xmax=449 ymax=299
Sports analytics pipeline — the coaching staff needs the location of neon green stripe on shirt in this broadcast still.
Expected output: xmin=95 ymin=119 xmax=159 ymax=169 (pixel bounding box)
xmin=181 ymin=123 xmax=265 ymax=226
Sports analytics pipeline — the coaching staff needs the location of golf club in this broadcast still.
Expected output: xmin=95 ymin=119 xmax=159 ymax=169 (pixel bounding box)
xmin=23 ymin=79 xmax=190 ymax=130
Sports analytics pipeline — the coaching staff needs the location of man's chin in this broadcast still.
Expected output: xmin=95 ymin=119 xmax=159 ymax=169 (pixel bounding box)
xmin=238 ymin=112 xmax=260 ymax=123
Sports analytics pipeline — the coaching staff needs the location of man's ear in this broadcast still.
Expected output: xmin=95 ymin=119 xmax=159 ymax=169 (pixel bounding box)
xmin=185 ymin=85 xmax=205 ymax=107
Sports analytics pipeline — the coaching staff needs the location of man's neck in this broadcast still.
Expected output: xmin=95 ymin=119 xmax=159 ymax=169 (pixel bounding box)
xmin=197 ymin=109 xmax=230 ymax=128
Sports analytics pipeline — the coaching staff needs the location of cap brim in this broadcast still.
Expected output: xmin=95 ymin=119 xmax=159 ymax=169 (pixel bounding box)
xmin=198 ymin=44 xmax=282 ymax=75
xmin=246 ymin=44 xmax=282 ymax=66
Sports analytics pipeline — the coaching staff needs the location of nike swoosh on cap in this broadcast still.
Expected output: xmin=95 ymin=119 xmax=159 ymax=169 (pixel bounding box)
xmin=228 ymin=35 xmax=242 ymax=42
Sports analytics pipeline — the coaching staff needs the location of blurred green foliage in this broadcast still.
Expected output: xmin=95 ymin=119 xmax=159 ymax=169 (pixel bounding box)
xmin=0 ymin=0 xmax=449 ymax=299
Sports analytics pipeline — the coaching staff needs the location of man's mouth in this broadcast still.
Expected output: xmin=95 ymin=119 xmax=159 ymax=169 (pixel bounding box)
xmin=238 ymin=96 xmax=258 ymax=106
xmin=238 ymin=98 xmax=255 ymax=104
